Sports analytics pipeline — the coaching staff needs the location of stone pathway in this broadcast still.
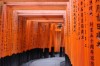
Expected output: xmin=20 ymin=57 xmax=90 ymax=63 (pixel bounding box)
xmin=21 ymin=57 xmax=65 ymax=66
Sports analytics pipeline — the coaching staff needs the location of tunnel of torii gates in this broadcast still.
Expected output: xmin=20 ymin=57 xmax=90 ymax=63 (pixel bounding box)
xmin=0 ymin=0 xmax=100 ymax=66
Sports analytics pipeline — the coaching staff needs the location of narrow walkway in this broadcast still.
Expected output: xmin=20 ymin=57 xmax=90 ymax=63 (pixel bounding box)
xmin=21 ymin=57 xmax=65 ymax=66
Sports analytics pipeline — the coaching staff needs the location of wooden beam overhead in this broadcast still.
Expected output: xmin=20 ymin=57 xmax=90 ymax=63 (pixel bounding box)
xmin=23 ymin=16 xmax=63 ymax=20
xmin=21 ymin=15 xmax=63 ymax=18
xmin=5 ymin=2 xmax=67 ymax=6
xmin=4 ymin=0 xmax=68 ymax=2
xmin=16 ymin=10 xmax=66 ymax=14
xmin=12 ymin=10 xmax=66 ymax=24
xmin=27 ymin=19 xmax=64 ymax=23
xmin=18 ymin=14 xmax=64 ymax=16
xmin=11 ymin=5 xmax=66 ymax=10
xmin=18 ymin=16 xmax=64 ymax=20
xmin=15 ymin=10 xmax=66 ymax=16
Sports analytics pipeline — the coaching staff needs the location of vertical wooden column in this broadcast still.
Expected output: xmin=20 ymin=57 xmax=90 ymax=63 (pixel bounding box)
xmin=70 ymin=0 xmax=78 ymax=65
xmin=25 ymin=20 xmax=29 ymax=51
xmin=50 ymin=23 xmax=55 ymax=57
xmin=80 ymin=0 xmax=85 ymax=66
xmin=49 ymin=23 xmax=53 ymax=52
xmin=56 ymin=31 xmax=61 ymax=52
xmin=0 ymin=4 xmax=3 ymax=58
xmin=7 ymin=5 xmax=15 ymax=56
xmin=2 ymin=4 xmax=7 ymax=57
xmin=32 ymin=22 xmax=38 ymax=49
xmin=84 ymin=0 xmax=89 ymax=66
xmin=0 ymin=15 xmax=1 ymax=58
xmin=70 ymin=0 xmax=74 ymax=65
xmin=0 ymin=4 xmax=2 ymax=58
xmin=61 ymin=24 xmax=64 ymax=48
xmin=76 ymin=0 xmax=80 ymax=66
xmin=21 ymin=17 xmax=26 ymax=52
xmin=60 ymin=24 xmax=64 ymax=57
xmin=37 ymin=22 xmax=41 ymax=49
xmin=51 ymin=23 xmax=55 ymax=49
xmin=49 ymin=23 xmax=54 ymax=57
xmin=53 ymin=23 xmax=56 ymax=53
xmin=65 ymin=2 xmax=71 ymax=58
xmin=12 ymin=9 xmax=18 ymax=54
xmin=18 ymin=16 xmax=23 ymax=53
xmin=41 ymin=23 xmax=45 ymax=49
xmin=49 ymin=23 xmax=52 ymax=52
xmin=88 ymin=0 xmax=95 ymax=66
xmin=31 ymin=21 xmax=35 ymax=49
xmin=93 ymin=0 xmax=100 ymax=66
xmin=37 ymin=22 xmax=40 ymax=49
xmin=45 ymin=23 xmax=50 ymax=49
xmin=65 ymin=3 xmax=72 ymax=66
xmin=54 ymin=24 xmax=57 ymax=52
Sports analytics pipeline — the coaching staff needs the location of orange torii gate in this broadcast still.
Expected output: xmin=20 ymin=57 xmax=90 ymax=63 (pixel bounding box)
xmin=17 ymin=16 xmax=65 ymax=57
xmin=0 ymin=1 xmax=67 ymax=66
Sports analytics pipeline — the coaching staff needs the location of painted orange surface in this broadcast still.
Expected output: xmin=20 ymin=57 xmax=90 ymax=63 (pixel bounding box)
xmin=0 ymin=1 xmax=100 ymax=66
xmin=4 ymin=0 xmax=68 ymax=2
xmin=93 ymin=0 xmax=100 ymax=66
xmin=65 ymin=0 xmax=100 ymax=66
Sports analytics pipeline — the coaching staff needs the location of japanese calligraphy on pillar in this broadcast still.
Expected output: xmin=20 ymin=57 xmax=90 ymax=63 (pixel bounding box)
xmin=96 ymin=0 xmax=100 ymax=48
xmin=89 ymin=0 xmax=94 ymax=66
xmin=73 ymin=1 xmax=77 ymax=32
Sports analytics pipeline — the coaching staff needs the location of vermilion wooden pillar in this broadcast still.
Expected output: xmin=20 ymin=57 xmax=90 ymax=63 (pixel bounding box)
xmin=2 ymin=4 xmax=7 ymax=57
xmin=0 ymin=6 xmax=1 ymax=60
xmin=54 ymin=24 xmax=58 ymax=52
xmin=60 ymin=24 xmax=64 ymax=57
xmin=93 ymin=0 xmax=100 ymax=66
xmin=49 ymin=23 xmax=55 ymax=57
xmin=84 ymin=0 xmax=89 ymax=66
